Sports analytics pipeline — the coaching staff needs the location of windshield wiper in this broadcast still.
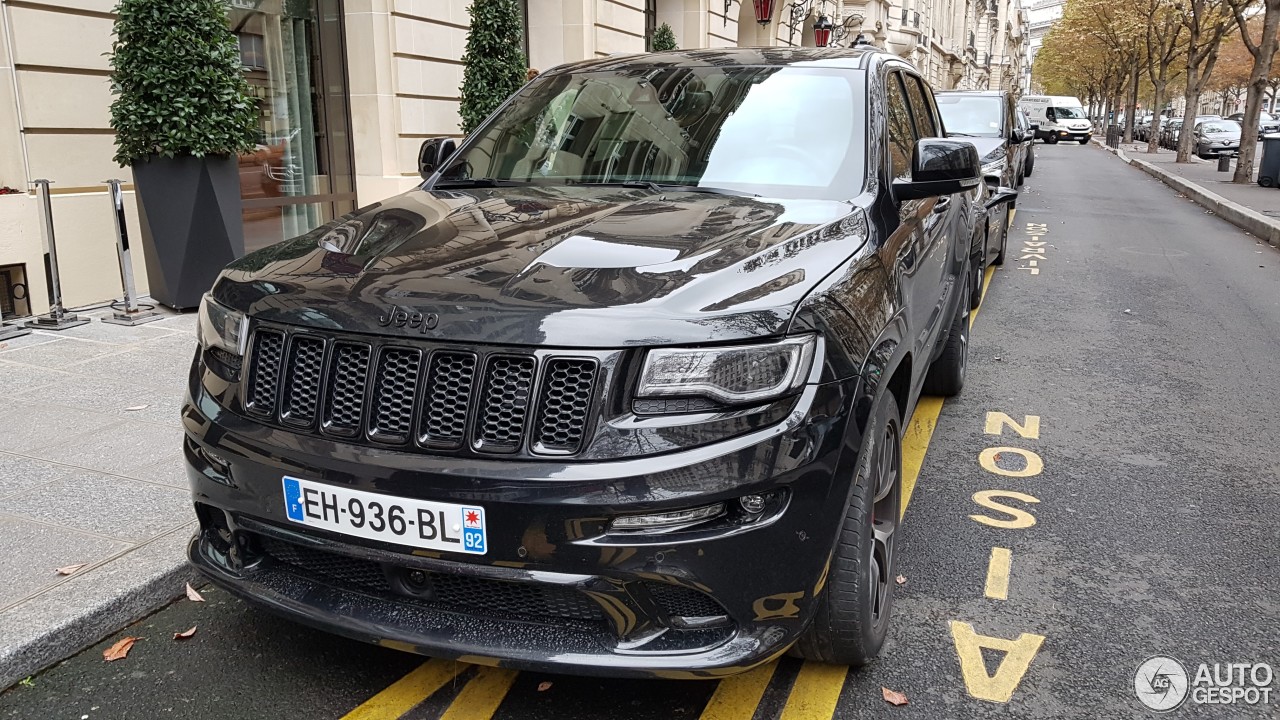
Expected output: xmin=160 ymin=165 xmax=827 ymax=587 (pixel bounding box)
xmin=430 ymin=178 xmax=532 ymax=188
xmin=946 ymin=132 xmax=980 ymax=137
xmin=570 ymin=181 xmax=761 ymax=198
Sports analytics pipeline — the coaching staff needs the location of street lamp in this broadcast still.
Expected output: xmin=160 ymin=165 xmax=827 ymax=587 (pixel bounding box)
xmin=813 ymin=14 xmax=834 ymax=47
xmin=753 ymin=0 xmax=776 ymax=24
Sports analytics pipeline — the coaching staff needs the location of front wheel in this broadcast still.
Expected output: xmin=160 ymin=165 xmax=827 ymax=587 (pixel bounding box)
xmin=1045 ymin=134 xmax=1059 ymax=145
xmin=969 ymin=252 xmax=985 ymax=310
xmin=992 ymin=207 xmax=1010 ymax=266
xmin=791 ymin=394 xmax=902 ymax=667
xmin=1079 ymin=136 xmax=1091 ymax=145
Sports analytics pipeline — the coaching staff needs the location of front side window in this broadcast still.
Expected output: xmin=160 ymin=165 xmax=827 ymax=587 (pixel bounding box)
xmin=885 ymin=73 xmax=916 ymax=181
xmin=903 ymin=76 xmax=939 ymax=138
xmin=935 ymin=95 xmax=1003 ymax=137
xmin=444 ymin=66 xmax=868 ymax=201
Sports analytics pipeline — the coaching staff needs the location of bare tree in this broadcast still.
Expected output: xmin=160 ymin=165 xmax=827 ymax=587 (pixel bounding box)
xmin=1175 ymin=0 xmax=1238 ymax=163
xmin=1225 ymin=0 xmax=1280 ymax=183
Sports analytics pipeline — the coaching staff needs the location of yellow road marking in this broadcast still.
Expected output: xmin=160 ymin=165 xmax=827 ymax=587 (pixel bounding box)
xmin=779 ymin=662 xmax=849 ymax=720
xmin=340 ymin=659 xmax=465 ymax=720
xmin=698 ymin=663 xmax=779 ymax=720
xmin=949 ymin=621 xmax=1045 ymax=703
xmin=977 ymin=446 xmax=1043 ymax=478
xmin=984 ymin=547 xmax=1012 ymax=600
xmin=439 ymin=666 xmax=520 ymax=720
xmin=969 ymin=490 xmax=1041 ymax=530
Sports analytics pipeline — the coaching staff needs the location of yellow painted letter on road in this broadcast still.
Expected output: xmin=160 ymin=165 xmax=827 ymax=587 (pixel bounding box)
xmin=978 ymin=447 xmax=1043 ymax=478
xmin=970 ymin=490 xmax=1040 ymax=529
xmin=983 ymin=412 xmax=1040 ymax=440
xmin=950 ymin=621 xmax=1045 ymax=703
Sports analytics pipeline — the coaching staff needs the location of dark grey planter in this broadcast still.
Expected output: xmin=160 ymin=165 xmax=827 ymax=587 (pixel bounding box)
xmin=132 ymin=155 xmax=244 ymax=310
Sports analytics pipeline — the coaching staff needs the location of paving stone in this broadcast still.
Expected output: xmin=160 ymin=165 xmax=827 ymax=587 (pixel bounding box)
xmin=0 ymin=515 xmax=130 ymax=610
xmin=12 ymin=375 xmax=184 ymax=426
xmin=0 ymin=333 xmax=58 ymax=353
xmin=132 ymin=454 xmax=189 ymax=489
xmin=0 ymin=453 xmax=75 ymax=500
xmin=66 ymin=346 xmax=193 ymax=395
xmin=26 ymin=420 xmax=185 ymax=479
xmin=0 ymin=403 xmax=120 ymax=454
xmin=0 ymin=338 xmax=123 ymax=368
xmin=53 ymin=320 xmax=177 ymax=346
xmin=0 ymin=471 xmax=190 ymax=543
xmin=0 ymin=360 xmax=72 ymax=395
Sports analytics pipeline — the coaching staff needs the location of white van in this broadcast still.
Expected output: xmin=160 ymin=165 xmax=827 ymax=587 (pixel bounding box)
xmin=1019 ymin=95 xmax=1093 ymax=144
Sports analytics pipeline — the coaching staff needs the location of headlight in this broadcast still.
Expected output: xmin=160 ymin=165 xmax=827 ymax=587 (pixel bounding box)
xmin=981 ymin=157 xmax=1007 ymax=176
xmin=636 ymin=336 xmax=817 ymax=405
xmin=197 ymin=294 xmax=247 ymax=356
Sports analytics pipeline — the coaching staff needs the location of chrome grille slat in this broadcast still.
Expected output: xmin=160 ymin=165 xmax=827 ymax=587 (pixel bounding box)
xmin=244 ymin=327 xmax=597 ymax=457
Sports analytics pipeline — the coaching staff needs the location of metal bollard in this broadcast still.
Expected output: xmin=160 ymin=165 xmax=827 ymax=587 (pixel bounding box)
xmin=1217 ymin=155 xmax=1231 ymax=172
xmin=100 ymin=179 xmax=162 ymax=326
xmin=24 ymin=179 xmax=89 ymax=331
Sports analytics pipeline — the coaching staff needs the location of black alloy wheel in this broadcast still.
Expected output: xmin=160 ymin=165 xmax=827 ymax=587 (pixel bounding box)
xmin=791 ymin=394 xmax=903 ymax=666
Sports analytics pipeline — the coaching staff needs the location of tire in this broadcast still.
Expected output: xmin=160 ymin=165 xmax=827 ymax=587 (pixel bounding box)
xmin=921 ymin=270 xmax=970 ymax=397
xmin=1079 ymin=136 xmax=1091 ymax=145
xmin=1025 ymin=152 xmax=1034 ymax=177
xmin=992 ymin=207 xmax=1010 ymax=266
xmin=1045 ymin=135 xmax=1059 ymax=145
xmin=969 ymin=250 xmax=984 ymax=310
xmin=791 ymin=393 xmax=902 ymax=667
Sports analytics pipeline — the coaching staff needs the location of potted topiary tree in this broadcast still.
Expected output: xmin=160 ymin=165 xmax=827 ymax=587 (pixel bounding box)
xmin=109 ymin=0 xmax=258 ymax=310
xmin=459 ymin=0 xmax=528 ymax=135
xmin=652 ymin=22 xmax=679 ymax=51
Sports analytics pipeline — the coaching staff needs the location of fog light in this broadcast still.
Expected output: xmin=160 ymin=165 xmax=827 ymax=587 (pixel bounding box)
xmin=739 ymin=494 xmax=767 ymax=514
xmin=612 ymin=503 xmax=725 ymax=531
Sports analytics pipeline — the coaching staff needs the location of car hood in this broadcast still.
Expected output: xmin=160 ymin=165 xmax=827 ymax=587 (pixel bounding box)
xmin=956 ymin=136 xmax=1007 ymax=163
xmin=214 ymin=185 xmax=865 ymax=347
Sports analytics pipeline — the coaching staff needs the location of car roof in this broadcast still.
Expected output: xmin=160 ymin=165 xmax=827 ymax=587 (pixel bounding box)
xmin=542 ymin=47 xmax=886 ymax=76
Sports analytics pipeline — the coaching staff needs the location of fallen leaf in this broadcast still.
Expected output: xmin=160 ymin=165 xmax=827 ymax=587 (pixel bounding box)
xmin=537 ymin=681 xmax=553 ymax=692
xmin=124 ymin=404 xmax=149 ymax=411
xmin=895 ymin=575 xmax=907 ymax=585
xmin=185 ymin=583 xmax=204 ymax=602
xmin=882 ymin=687 xmax=908 ymax=706
xmin=55 ymin=563 xmax=87 ymax=576
xmin=173 ymin=626 xmax=197 ymax=640
xmin=103 ymin=636 xmax=136 ymax=662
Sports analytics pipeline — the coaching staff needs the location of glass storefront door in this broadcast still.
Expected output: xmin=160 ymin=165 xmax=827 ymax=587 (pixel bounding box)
xmin=227 ymin=0 xmax=355 ymax=254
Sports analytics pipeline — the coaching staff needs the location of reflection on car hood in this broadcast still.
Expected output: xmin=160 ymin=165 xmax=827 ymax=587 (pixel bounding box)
xmin=214 ymin=185 xmax=865 ymax=347
xmin=957 ymin=136 xmax=1006 ymax=163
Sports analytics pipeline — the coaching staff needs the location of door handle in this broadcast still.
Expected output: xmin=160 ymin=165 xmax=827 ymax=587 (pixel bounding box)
xmin=932 ymin=196 xmax=951 ymax=214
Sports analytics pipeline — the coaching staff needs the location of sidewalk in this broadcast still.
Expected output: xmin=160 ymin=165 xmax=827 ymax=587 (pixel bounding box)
xmin=0 ymin=307 xmax=197 ymax=688
xmin=1098 ymin=140 xmax=1280 ymax=245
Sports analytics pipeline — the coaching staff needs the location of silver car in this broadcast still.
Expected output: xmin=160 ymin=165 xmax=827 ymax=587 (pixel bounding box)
xmin=1194 ymin=119 xmax=1242 ymax=158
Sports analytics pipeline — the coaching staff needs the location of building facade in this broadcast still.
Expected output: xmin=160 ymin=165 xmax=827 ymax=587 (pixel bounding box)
xmin=1025 ymin=0 xmax=1061 ymax=83
xmin=0 ymin=0 xmax=1028 ymax=319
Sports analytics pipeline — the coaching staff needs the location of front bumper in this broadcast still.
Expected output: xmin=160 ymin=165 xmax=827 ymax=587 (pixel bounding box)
xmin=1055 ymin=129 xmax=1092 ymax=140
xmin=183 ymin=365 xmax=863 ymax=678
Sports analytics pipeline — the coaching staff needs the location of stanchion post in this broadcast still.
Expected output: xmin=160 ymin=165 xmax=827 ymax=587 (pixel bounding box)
xmin=24 ymin=179 xmax=88 ymax=331
xmin=101 ymin=179 xmax=162 ymax=326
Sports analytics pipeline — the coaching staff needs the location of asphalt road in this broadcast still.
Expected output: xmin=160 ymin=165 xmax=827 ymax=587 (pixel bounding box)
xmin=3 ymin=142 xmax=1279 ymax=720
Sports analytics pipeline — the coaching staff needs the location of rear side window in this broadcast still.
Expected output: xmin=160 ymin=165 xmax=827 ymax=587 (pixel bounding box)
xmin=886 ymin=73 xmax=915 ymax=181
xmin=902 ymin=75 xmax=938 ymax=138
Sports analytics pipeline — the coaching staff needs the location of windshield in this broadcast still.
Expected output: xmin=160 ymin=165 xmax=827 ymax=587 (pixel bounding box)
xmin=936 ymin=95 xmax=1004 ymax=137
xmin=1199 ymin=121 xmax=1241 ymax=134
xmin=439 ymin=66 xmax=867 ymax=201
xmin=1052 ymin=105 xmax=1087 ymax=119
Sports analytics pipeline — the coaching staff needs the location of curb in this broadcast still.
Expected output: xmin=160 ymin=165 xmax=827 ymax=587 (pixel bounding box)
xmin=1093 ymin=140 xmax=1280 ymax=246
xmin=0 ymin=524 xmax=197 ymax=689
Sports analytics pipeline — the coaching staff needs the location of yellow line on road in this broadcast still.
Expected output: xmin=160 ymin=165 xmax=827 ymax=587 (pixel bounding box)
xmin=340 ymin=659 xmax=465 ymax=720
xmin=984 ymin=547 xmax=1013 ymax=600
xmin=438 ymin=666 xmax=520 ymax=720
xmin=778 ymin=662 xmax=848 ymax=720
xmin=698 ymin=663 xmax=779 ymax=719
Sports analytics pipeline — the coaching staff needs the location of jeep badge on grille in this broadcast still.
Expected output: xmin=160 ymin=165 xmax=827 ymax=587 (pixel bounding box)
xmin=377 ymin=306 xmax=440 ymax=333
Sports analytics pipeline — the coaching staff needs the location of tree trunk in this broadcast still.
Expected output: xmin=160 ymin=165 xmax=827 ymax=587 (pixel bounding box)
xmin=1148 ymin=83 xmax=1166 ymax=154
xmin=1124 ymin=65 xmax=1140 ymax=143
xmin=1233 ymin=1 xmax=1280 ymax=183
xmin=1177 ymin=67 xmax=1201 ymax=163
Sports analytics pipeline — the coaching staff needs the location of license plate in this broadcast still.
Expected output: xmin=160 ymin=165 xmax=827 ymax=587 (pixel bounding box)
xmin=281 ymin=477 xmax=486 ymax=554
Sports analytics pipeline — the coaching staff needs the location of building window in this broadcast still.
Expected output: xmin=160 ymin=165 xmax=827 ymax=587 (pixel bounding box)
xmin=238 ymin=33 xmax=267 ymax=70
xmin=645 ymin=0 xmax=657 ymax=51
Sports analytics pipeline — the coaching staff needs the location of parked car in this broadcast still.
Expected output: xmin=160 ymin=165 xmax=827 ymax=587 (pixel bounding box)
xmin=1226 ymin=111 xmax=1280 ymax=138
xmin=935 ymin=89 xmax=1029 ymax=188
xmin=1160 ymin=118 xmax=1184 ymax=149
xmin=1193 ymin=119 xmax=1242 ymax=158
xmin=185 ymin=47 xmax=1014 ymax=677
xmin=1015 ymin=109 xmax=1035 ymax=178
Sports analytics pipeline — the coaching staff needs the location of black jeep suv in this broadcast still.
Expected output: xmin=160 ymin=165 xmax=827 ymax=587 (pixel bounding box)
xmin=185 ymin=47 xmax=1005 ymax=678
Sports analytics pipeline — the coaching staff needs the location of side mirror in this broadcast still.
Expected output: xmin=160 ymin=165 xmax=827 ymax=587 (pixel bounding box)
xmin=1011 ymin=128 xmax=1029 ymax=143
xmin=893 ymin=138 xmax=982 ymax=201
xmin=1029 ymin=122 xmax=1040 ymax=131
xmin=1045 ymin=109 xmax=1056 ymax=122
xmin=418 ymin=138 xmax=458 ymax=179
xmin=984 ymin=177 xmax=1018 ymax=210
